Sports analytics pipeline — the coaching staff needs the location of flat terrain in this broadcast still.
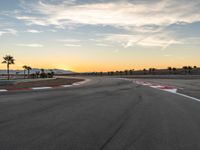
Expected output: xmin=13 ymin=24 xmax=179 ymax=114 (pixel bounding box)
xmin=0 ymin=78 xmax=84 ymax=90
xmin=0 ymin=77 xmax=200 ymax=150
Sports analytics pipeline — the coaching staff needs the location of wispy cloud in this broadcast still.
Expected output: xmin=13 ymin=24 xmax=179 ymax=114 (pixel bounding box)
xmin=13 ymin=0 xmax=199 ymax=48
xmin=164 ymin=54 xmax=172 ymax=57
xmin=181 ymin=37 xmax=200 ymax=45
xmin=96 ymin=43 xmax=111 ymax=47
xmin=26 ymin=29 xmax=42 ymax=33
xmin=64 ymin=44 xmax=81 ymax=47
xmin=1 ymin=0 xmax=197 ymax=50
xmin=16 ymin=0 xmax=200 ymax=29
xmin=17 ymin=43 xmax=44 ymax=47
xmin=16 ymin=16 xmax=48 ymax=26
xmin=57 ymin=38 xmax=82 ymax=47
xmin=0 ymin=28 xmax=17 ymax=36
xmin=104 ymin=32 xmax=181 ymax=49
xmin=57 ymin=38 xmax=80 ymax=42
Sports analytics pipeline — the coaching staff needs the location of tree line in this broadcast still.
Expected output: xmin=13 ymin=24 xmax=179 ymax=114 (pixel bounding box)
xmin=1 ymin=55 xmax=54 ymax=80
xmin=1 ymin=55 xmax=199 ymax=79
xmin=83 ymin=66 xmax=199 ymax=76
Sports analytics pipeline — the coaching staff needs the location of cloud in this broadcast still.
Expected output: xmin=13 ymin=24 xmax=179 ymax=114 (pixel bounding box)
xmin=64 ymin=44 xmax=81 ymax=47
xmin=96 ymin=43 xmax=111 ymax=47
xmin=57 ymin=38 xmax=80 ymax=42
xmin=181 ymin=37 xmax=200 ymax=45
xmin=16 ymin=16 xmax=48 ymax=26
xmin=13 ymin=0 xmax=200 ymax=48
xmin=26 ymin=29 xmax=42 ymax=33
xmin=164 ymin=54 xmax=172 ymax=57
xmin=17 ymin=43 xmax=44 ymax=47
xmin=16 ymin=0 xmax=200 ymax=29
xmin=104 ymin=32 xmax=181 ymax=48
xmin=0 ymin=28 xmax=17 ymax=36
xmin=57 ymin=38 xmax=82 ymax=47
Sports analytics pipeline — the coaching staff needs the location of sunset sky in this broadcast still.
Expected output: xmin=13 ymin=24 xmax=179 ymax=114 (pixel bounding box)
xmin=0 ymin=0 xmax=200 ymax=72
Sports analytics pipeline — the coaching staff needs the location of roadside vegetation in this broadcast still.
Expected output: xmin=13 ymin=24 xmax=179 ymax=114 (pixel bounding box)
xmin=1 ymin=54 xmax=200 ymax=80
xmin=2 ymin=55 xmax=15 ymax=80
xmin=1 ymin=55 xmax=55 ymax=80
xmin=81 ymin=66 xmax=200 ymax=76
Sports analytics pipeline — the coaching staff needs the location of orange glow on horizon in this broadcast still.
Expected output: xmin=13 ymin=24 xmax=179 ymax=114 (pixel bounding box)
xmin=0 ymin=57 xmax=199 ymax=73
xmin=0 ymin=64 xmax=199 ymax=73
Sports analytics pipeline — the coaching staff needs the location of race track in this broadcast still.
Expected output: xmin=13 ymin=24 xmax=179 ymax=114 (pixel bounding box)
xmin=0 ymin=77 xmax=200 ymax=150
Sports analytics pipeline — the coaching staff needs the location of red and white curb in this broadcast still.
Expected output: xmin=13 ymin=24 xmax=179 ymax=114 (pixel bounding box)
xmin=32 ymin=87 xmax=53 ymax=90
xmin=134 ymin=80 xmax=178 ymax=93
xmin=0 ymin=79 xmax=90 ymax=93
xmin=0 ymin=89 xmax=8 ymax=92
xmin=134 ymin=80 xmax=200 ymax=102
xmin=119 ymin=78 xmax=200 ymax=102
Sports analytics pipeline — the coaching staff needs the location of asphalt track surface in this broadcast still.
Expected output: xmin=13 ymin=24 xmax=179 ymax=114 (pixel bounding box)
xmin=0 ymin=77 xmax=200 ymax=150
xmin=135 ymin=78 xmax=200 ymax=99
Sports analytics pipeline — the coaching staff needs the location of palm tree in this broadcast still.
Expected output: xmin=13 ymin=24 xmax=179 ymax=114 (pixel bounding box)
xmin=2 ymin=55 xmax=15 ymax=80
xmin=40 ymin=69 xmax=46 ymax=78
xmin=188 ymin=66 xmax=192 ymax=74
xmin=152 ymin=68 xmax=156 ymax=74
xmin=23 ymin=65 xmax=32 ymax=78
xmin=23 ymin=65 xmax=28 ymax=78
xmin=149 ymin=68 xmax=152 ymax=74
xmin=36 ymin=71 xmax=40 ymax=78
xmin=129 ymin=69 xmax=134 ymax=75
xmin=172 ymin=67 xmax=177 ymax=74
xmin=149 ymin=68 xmax=156 ymax=74
xmin=50 ymin=70 xmax=55 ymax=78
xmin=41 ymin=69 xmax=45 ymax=73
xmin=143 ymin=68 xmax=147 ymax=75
xmin=119 ymin=71 xmax=123 ymax=77
xmin=124 ymin=70 xmax=128 ymax=75
xmin=27 ymin=66 xmax=32 ymax=78
xmin=182 ymin=66 xmax=188 ymax=74
xmin=168 ymin=67 xmax=172 ymax=74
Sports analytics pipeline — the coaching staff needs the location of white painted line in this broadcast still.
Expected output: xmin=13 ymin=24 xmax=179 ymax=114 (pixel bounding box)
xmin=150 ymin=86 xmax=199 ymax=101
xmin=150 ymin=85 xmax=164 ymax=88
xmin=61 ymin=79 xmax=91 ymax=87
xmin=149 ymin=86 xmax=200 ymax=101
xmin=175 ymin=93 xmax=200 ymax=102
xmin=79 ymin=79 xmax=91 ymax=84
xmin=0 ymin=89 xmax=7 ymax=92
xmin=61 ymin=85 xmax=73 ymax=87
xmin=134 ymin=81 xmax=152 ymax=86
xmin=133 ymin=79 xmax=200 ymax=102
xmin=32 ymin=87 xmax=52 ymax=90
xmin=135 ymin=81 xmax=143 ymax=84
xmin=163 ymin=89 xmax=177 ymax=93
xmin=143 ymin=83 xmax=152 ymax=86
xmin=124 ymin=79 xmax=132 ymax=81
xmin=72 ymin=83 xmax=80 ymax=86
xmin=72 ymin=79 xmax=91 ymax=86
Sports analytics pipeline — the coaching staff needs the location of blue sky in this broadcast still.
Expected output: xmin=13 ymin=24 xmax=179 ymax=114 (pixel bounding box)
xmin=0 ymin=0 xmax=200 ymax=72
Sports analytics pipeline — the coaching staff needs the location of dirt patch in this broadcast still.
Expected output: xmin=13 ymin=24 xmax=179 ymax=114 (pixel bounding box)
xmin=0 ymin=78 xmax=84 ymax=90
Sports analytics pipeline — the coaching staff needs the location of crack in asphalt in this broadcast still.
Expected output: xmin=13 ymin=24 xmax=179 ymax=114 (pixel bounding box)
xmin=99 ymin=94 xmax=143 ymax=150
